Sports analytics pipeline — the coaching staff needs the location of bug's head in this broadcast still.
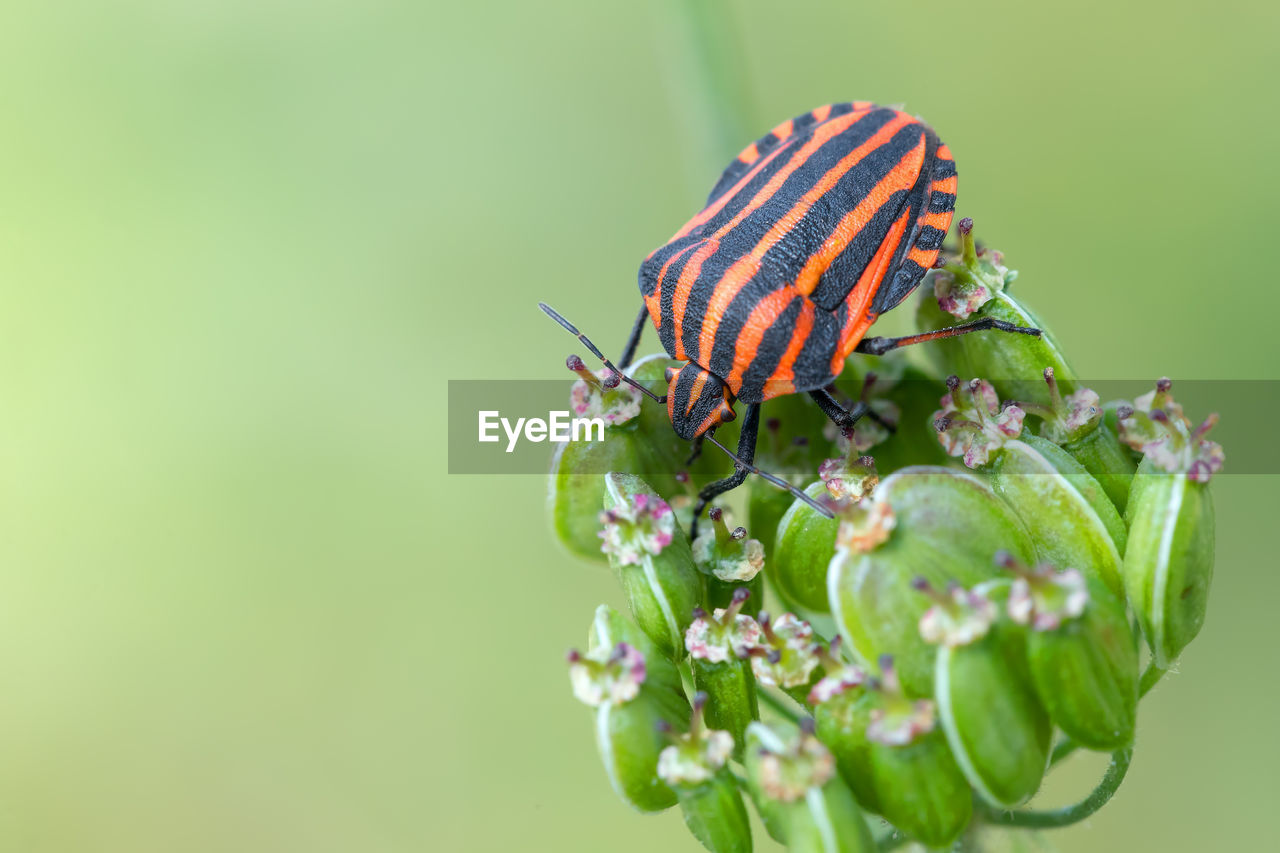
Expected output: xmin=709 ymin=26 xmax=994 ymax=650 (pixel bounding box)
xmin=664 ymin=363 xmax=736 ymax=440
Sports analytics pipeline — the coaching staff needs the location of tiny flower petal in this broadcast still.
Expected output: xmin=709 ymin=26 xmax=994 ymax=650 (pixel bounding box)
xmin=685 ymin=608 xmax=763 ymax=663
xmin=657 ymin=729 xmax=735 ymax=787
xmin=1118 ymin=381 xmax=1225 ymax=481
xmin=917 ymin=584 xmax=997 ymax=648
xmin=568 ymin=642 xmax=647 ymax=707
xmin=808 ymin=665 xmax=867 ymax=705
xmin=934 ymin=379 xmax=1023 ymax=468
xmin=834 ymin=500 xmax=896 ymax=553
xmin=599 ymin=493 xmax=677 ymax=565
xmin=750 ymin=614 xmax=821 ymax=688
xmin=1006 ymin=565 xmax=1089 ymax=632
xmin=867 ymin=699 xmax=937 ymax=746
xmin=569 ymin=366 xmax=641 ymax=426
xmin=758 ymin=732 xmax=836 ymax=802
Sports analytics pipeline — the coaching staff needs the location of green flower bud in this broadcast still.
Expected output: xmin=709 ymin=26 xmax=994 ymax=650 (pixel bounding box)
xmin=657 ymin=692 xmax=753 ymax=853
xmin=1119 ymin=380 xmax=1221 ymax=666
xmin=914 ymin=219 xmax=1076 ymax=403
xmin=549 ymin=393 xmax=645 ymax=564
xmin=744 ymin=721 xmax=875 ymax=852
xmin=924 ymin=579 xmax=1052 ymax=807
xmin=772 ymin=484 xmax=841 ymax=614
xmin=694 ymin=507 xmax=765 ymax=616
xmin=771 ymin=454 xmax=879 ymax=613
xmin=1001 ymin=553 xmax=1139 ymax=751
xmin=567 ymin=624 xmax=691 ymax=812
xmin=747 ymin=406 xmax=833 ymax=557
xmin=589 ymin=604 xmax=684 ymax=700
xmin=864 ymin=657 xmax=973 ymax=847
xmin=809 ymin=640 xmax=882 ymax=814
xmin=1018 ymin=368 xmax=1136 ymax=510
xmin=935 ymin=377 xmax=1128 ymax=597
xmin=685 ymin=589 xmax=762 ymax=751
xmin=828 ymin=466 xmax=1035 ymax=696
xmin=602 ymin=473 xmax=702 ymax=658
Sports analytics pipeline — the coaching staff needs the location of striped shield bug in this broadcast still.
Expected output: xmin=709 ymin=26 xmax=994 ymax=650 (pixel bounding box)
xmin=542 ymin=102 xmax=1041 ymax=528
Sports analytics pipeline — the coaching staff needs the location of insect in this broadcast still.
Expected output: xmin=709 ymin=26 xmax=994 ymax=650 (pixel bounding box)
xmin=543 ymin=102 xmax=1039 ymax=527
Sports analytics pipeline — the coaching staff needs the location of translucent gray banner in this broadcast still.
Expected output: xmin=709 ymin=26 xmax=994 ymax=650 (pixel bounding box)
xmin=447 ymin=379 xmax=1273 ymax=475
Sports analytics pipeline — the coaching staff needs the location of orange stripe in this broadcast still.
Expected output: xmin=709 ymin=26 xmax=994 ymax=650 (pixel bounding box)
xmin=725 ymin=288 xmax=801 ymax=391
xmin=672 ymin=107 xmax=878 ymax=243
xmin=920 ymin=209 xmax=951 ymax=231
xmin=759 ymin=297 xmax=816 ymax=396
xmin=770 ymin=118 xmax=794 ymax=139
xmin=685 ymin=370 xmax=708 ymax=416
xmin=908 ymin=246 xmax=938 ymax=268
xmin=671 ymin=239 xmax=719 ymax=360
xmin=696 ymin=113 xmax=916 ymax=363
xmin=739 ymin=142 xmax=759 ymax=163
xmin=811 ymin=104 xmax=832 ymax=122
xmin=670 ymin=138 xmax=797 ymax=242
xmin=645 ymin=243 xmax=697 ymax=329
xmin=931 ymin=175 xmax=957 ymax=194
xmin=791 ymin=135 xmax=927 ymax=295
xmin=833 ymin=206 xmax=913 ymax=371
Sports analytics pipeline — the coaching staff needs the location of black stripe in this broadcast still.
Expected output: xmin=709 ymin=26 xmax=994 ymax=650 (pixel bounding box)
xmin=808 ymin=187 xmax=910 ymax=311
xmin=927 ymin=191 xmax=956 ymax=213
xmin=914 ymin=225 xmax=946 ymax=251
xmin=932 ymin=157 xmax=956 ymax=180
xmin=672 ymin=367 xmax=692 ymax=415
xmin=705 ymin=103 xmax=848 ymax=206
xmin=870 ymin=261 xmax=926 ymax=315
xmin=868 ymin=128 xmax=941 ymax=316
xmin=755 ymin=120 xmax=923 ymax=307
xmin=828 ymin=102 xmax=855 ymax=120
xmin=696 ymin=108 xmax=893 ymax=251
xmin=657 ymin=245 xmax=697 ymax=358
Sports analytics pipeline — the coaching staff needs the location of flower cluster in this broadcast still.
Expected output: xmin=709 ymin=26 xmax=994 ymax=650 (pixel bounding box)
xmin=549 ymin=218 xmax=1222 ymax=851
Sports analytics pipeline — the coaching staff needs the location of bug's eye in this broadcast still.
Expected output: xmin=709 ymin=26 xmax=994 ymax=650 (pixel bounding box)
xmin=664 ymin=366 xmax=677 ymax=384
xmin=719 ymin=404 xmax=736 ymax=423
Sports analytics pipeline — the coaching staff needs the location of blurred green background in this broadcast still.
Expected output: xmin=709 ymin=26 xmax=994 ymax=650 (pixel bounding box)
xmin=0 ymin=0 xmax=1275 ymax=850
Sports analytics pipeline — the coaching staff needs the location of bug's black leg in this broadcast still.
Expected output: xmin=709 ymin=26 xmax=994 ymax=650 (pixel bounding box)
xmin=808 ymin=387 xmax=893 ymax=433
xmin=685 ymin=435 xmax=705 ymax=467
xmin=691 ymin=404 xmax=760 ymax=538
xmin=854 ymin=318 xmax=1041 ymax=356
xmin=618 ymin=304 xmax=649 ymax=369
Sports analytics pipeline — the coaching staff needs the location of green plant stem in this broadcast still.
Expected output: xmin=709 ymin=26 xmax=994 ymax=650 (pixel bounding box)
xmin=1139 ymin=662 xmax=1169 ymax=696
xmin=757 ymin=688 xmax=802 ymax=724
xmin=1049 ymin=662 xmax=1167 ymax=768
xmin=673 ymin=0 xmax=752 ymax=162
xmin=982 ymin=747 xmax=1133 ymax=829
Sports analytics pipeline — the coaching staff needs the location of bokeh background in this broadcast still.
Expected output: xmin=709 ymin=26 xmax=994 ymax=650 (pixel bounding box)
xmin=1 ymin=0 xmax=1276 ymax=850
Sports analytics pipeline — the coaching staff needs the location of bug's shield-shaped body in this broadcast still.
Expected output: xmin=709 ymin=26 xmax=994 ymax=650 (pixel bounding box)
xmin=639 ymin=103 xmax=956 ymax=414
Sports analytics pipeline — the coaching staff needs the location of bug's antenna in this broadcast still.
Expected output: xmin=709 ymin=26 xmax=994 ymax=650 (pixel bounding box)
xmin=703 ymin=434 xmax=835 ymax=519
xmin=538 ymin=302 xmax=667 ymax=404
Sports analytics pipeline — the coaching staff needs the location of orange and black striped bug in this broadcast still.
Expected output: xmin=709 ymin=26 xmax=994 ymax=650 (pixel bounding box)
xmin=542 ymin=102 xmax=1040 ymax=530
